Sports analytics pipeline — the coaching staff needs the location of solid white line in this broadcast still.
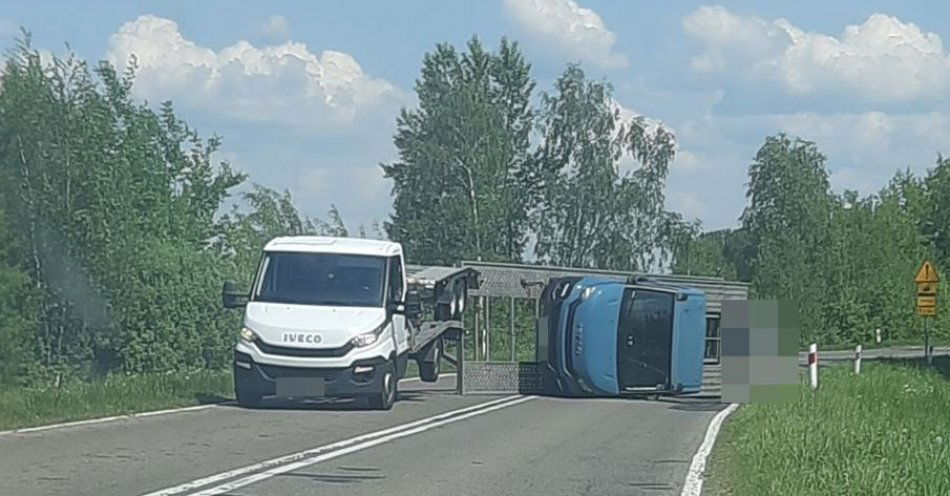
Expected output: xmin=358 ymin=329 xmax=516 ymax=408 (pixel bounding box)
xmin=1 ymin=373 xmax=459 ymax=436
xmin=680 ymin=403 xmax=739 ymax=496
xmin=0 ymin=404 xmax=218 ymax=436
xmin=138 ymin=394 xmax=523 ymax=496
xmin=190 ymin=396 xmax=537 ymax=496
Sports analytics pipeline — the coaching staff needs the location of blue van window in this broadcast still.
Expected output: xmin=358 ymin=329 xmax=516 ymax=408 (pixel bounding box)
xmin=618 ymin=289 xmax=675 ymax=385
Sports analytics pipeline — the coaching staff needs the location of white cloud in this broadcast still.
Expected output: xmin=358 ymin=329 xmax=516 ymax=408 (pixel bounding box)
xmin=674 ymin=149 xmax=708 ymax=173
xmin=502 ymin=0 xmax=629 ymax=70
xmin=257 ymin=14 xmax=290 ymax=40
xmin=682 ymin=6 xmax=950 ymax=102
xmin=106 ymin=15 xmax=404 ymax=131
xmin=611 ymin=99 xmax=678 ymax=177
xmin=668 ymin=191 xmax=708 ymax=221
xmin=611 ymin=99 xmax=668 ymax=137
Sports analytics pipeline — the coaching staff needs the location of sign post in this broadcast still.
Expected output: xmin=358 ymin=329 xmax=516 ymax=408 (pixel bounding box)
xmin=914 ymin=261 xmax=940 ymax=364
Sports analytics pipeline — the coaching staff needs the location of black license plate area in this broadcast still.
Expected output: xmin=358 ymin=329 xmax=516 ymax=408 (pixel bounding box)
xmin=276 ymin=377 xmax=326 ymax=397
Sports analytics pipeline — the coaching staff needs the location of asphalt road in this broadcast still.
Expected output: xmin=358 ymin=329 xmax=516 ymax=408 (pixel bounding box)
xmin=0 ymin=375 xmax=726 ymax=496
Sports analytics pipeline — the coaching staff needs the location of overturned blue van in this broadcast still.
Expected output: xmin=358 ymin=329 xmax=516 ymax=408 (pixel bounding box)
xmin=537 ymin=276 xmax=707 ymax=397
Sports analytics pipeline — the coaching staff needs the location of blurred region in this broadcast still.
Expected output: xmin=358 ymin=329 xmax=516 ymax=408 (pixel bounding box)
xmin=720 ymin=300 xmax=800 ymax=403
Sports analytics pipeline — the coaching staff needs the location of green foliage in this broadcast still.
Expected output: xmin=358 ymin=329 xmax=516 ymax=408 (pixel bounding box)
xmin=672 ymin=228 xmax=754 ymax=281
xmin=675 ymin=134 xmax=947 ymax=348
xmin=0 ymin=40 xmax=329 ymax=383
xmin=0 ymin=208 xmax=39 ymax=385
xmin=530 ymin=65 xmax=678 ymax=270
xmin=383 ymin=37 xmax=535 ymax=265
xmin=706 ymin=361 xmax=950 ymax=496
xmin=740 ymin=135 xmax=833 ymax=340
xmin=215 ymin=184 xmax=319 ymax=287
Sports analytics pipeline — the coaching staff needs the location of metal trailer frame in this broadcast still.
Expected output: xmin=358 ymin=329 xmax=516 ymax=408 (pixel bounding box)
xmin=404 ymin=265 xmax=480 ymax=394
xmin=396 ymin=261 xmax=748 ymax=397
xmin=456 ymin=261 xmax=750 ymax=396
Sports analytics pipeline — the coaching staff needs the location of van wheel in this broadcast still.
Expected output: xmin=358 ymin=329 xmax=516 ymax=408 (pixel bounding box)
xmin=419 ymin=338 xmax=442 ymax=382
xmin=235 ymin=385 xmax=262 ymax=408
xmin=368 ymin=359 xmax=397 ymax=410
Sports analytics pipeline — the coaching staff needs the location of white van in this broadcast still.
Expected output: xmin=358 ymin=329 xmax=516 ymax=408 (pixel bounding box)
xmin=222 ymin=236 xmax=473 ymax=410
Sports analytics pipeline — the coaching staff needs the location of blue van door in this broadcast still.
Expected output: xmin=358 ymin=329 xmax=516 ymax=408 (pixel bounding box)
xmin=617 ymin=288 xmax=675 ymax=391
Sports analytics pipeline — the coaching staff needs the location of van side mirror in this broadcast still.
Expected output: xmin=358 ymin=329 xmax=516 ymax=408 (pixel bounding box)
xmin=222 ymin=281 xmax=249 ymax=308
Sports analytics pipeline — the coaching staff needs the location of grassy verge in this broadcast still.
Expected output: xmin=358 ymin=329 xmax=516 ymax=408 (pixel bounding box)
xmin=704 ymin=358 xmax=950 ymax=495
xmin=0 ymin=359 xmax=459 ymax=431
xmin=0 ymin=370 xmax=234 ymax=431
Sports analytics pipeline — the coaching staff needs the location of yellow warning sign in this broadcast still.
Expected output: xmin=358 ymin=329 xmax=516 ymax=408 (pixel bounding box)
xmin=918 ymin=283 xmax=938 ymax=296
xmin=918 ymin=295 xmax=937 ymax=307
xmin=916 ymin=261 xmax=939 ymax=317
xmin=915 ymin=261 xmax=939 ymax=284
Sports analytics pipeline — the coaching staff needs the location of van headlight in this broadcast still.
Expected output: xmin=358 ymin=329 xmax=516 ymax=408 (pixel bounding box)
xmin=350 ymin=321 xmax=388 ymax=348
xmin=580 ymin=286 xmax=596 ymax=301
xmin=239 ymin=327 xmax=259 ymax=343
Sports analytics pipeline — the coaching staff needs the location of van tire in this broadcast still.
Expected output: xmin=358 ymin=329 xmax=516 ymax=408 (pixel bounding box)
xmin=235 ymin=385 xmax=262 ymax=408
xmin=368 ymin=359 xmax=397 ymax=410
xmin=419 ymin=338 xmax=442 ymax=383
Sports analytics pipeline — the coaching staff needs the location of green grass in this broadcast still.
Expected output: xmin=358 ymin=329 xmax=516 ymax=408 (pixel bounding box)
xmin=0 ymin=359 xmax=458 ymax=431
xmin=0 ymin=370 xmax=234 ymax=431
xmin=705 ymin=358 xmax=950 ymax=495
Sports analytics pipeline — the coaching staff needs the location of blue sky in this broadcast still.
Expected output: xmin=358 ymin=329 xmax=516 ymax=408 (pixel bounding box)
xmin=3 ymin=0 xmax=949 ymax=232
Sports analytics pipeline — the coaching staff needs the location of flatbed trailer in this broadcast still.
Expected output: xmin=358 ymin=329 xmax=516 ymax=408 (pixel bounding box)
xmin=404 ymin=265 xmax=479 ymax=391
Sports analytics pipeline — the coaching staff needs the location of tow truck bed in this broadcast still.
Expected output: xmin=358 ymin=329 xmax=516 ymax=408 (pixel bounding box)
xmin=404 ymin=265 xmax=478 ymax=354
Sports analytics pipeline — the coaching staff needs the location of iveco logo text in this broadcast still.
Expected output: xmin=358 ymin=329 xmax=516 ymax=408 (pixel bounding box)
xmin=282 ymin=333 xmax=322 ymax=344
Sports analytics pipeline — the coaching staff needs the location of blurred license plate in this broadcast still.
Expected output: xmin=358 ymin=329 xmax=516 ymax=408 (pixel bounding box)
xmin=276 ymin=377 xmax=325 ymax=397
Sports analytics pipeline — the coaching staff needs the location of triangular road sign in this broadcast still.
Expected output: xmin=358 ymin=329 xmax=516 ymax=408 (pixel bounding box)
xmin=915 ymin=261 xmax=940 ymax=284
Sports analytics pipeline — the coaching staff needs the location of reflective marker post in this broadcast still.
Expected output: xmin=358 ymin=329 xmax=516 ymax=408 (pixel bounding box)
xmin=854 ymin=344 xmax=862 ymax=375
xmin=808 ymin=343 xmax=818 ymax=390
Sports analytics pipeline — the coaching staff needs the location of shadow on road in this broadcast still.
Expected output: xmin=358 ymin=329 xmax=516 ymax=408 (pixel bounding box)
xmin=662 ymin=399 xmax=729 ymax=412
xmin=215 ymin=389 xmax=446 ymax=411
xmin=218 ymin=397 xmax=368 ymax=411
xmin=526 ymin=391 xmax=728 ymax=412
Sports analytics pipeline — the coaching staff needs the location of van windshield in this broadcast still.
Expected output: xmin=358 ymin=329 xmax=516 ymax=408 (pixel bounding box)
xmin=252 ymin=252 xmax=387 ymax=307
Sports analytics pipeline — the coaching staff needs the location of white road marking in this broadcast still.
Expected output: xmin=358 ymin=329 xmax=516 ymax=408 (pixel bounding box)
xmin=139 ymin=394 xmax=526 ymax=496
xmin=0 ymin=404 xmax=218 ymax=436
xmin=680 ymin=402 xmax=739 ymax=496
xmin=189 ymin=396 xmax=537 ymax=496
xmin=0 ymin=373 xmax=459 ymax=436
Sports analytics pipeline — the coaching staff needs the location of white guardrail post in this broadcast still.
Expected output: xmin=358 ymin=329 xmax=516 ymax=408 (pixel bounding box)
xmin=854 ymin=344 xmax=862 ymax=374
xmin=808 ymin=343 xmax=818 ymax=389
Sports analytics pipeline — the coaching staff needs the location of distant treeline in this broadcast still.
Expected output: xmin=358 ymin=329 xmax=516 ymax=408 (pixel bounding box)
xmin=673 ymin=137 xmax=950 ymax=347
xmin=0 ymin=33 xmax=946 ymax=386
